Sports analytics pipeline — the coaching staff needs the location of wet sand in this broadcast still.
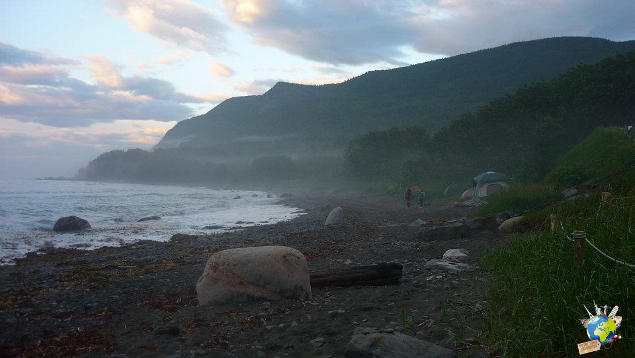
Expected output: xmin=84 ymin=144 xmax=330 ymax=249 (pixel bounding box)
xmin=0 ymin=191 xmax=508 ymax=357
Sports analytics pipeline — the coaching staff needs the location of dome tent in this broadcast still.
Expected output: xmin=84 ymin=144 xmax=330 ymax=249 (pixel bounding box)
xmin=472 ymin=171 xmax=508 ymax=199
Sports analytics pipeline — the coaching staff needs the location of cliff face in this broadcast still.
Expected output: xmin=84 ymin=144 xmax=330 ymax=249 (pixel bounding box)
xmin=157 ymin=37 xmax=635 ymax=149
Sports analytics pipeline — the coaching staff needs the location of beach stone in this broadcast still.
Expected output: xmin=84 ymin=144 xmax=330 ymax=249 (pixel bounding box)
xmin=310 ymin=337 xmax=325 ymax=347
xmin=498 ymin=216 xmax=525 ymax=233
xmin=408 ymin=218 xmax=425 ymax=227
xmin=138 ymin=215 xmax=160 ymax=222
xmin=442 ymin=249 xmax=469 ymax=262
xmin=325 ymin=206 xmax=344 ymax=226
xmin=196 ymin=246 xmax=311 ymax=305
xmin=53 ymin=216 xmax=91 ymax=232
xmin=345 ymin=327 xmax=453 ymax=358
xmin=424 ymin=259 xmax=469 ymax=272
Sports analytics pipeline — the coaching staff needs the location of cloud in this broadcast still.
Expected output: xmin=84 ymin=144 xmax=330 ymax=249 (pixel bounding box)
xmin=408 ymin=0 xmax=634 ymax=55
xmin=208 ymin=58 xmax=235 ymax=77
xmin=84 ymin=55 xmax=123 ymax=87
xmin=233 ymin=79 xmax=276 ymax=94
xmin=157 ymin=50 xmax=192 ymax=64
xmin=0 ymin=118 xmax=176 ymax=178
xmin=314 ymin=65 xmax=350 ymax=75
xmin=221 ymin=0 xmax=417 ymax=65
xmin=0 ymin=43 xmax=223 ymax=127
xmin=0 ymin=42 xmax=78 ymax=66
xmin=105 ymin=0 xmax=228 ymax=54
xmin=220 ymin=0 xmax=635 ymax=64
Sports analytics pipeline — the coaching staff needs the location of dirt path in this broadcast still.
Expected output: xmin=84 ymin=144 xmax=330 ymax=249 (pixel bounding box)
xmin=0 ymin=192 xmax=507 ymax=357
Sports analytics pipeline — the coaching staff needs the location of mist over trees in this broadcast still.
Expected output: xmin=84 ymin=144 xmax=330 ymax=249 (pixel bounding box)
xmin=79 ymin=39 xmax=635 ymax=191
xmin=346 ymin=51 xmax=635 ymax=190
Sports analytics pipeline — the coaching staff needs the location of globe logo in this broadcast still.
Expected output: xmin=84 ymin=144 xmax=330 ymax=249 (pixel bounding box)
xmin=577 ymin=302 xmax=623 ymax=355
xmin=586 ymin=314 xmax=617 ymax=344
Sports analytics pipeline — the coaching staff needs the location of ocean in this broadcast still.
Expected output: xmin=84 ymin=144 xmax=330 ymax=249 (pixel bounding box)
xmin=0 ymin=179 xmax=304 ymax=265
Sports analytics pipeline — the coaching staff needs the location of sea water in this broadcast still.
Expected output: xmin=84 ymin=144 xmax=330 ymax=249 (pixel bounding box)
xmin=0 ymin=179 xmax=304 ymax=264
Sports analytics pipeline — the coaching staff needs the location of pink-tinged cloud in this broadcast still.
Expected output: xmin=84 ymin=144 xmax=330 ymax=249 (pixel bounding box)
xmin=157 ymin=50 xmax=192 ymax=65
xmin=84 ymin=55 xmax=123 ymax=87
xmin=106 ymin=0 xmax=227 ymax=54
xmin=208 ymin=58 xmax=234 ymax=77
xmin=0 ymin=118 xmax=177 ymax=178
xmin=0 ymin=44 xmax=224 ymax=127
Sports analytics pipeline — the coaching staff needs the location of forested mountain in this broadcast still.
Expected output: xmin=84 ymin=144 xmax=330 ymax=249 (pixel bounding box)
xmin=81 ymin=37 xmax=635 ymax=185
xmin=346 ymin=50 xmax=635 ymax=189
xmin=158 ymin=37 xmax=635 ymax=149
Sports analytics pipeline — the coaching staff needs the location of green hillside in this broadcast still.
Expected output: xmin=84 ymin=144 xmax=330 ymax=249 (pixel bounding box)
xmin=159 ymin=37 xmax=635 ymax=150
xmin=347 ymin=50 xmax=635 ymax=190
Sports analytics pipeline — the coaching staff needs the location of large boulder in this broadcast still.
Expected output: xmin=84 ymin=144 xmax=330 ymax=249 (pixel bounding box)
xmin=442 ymin=249 xmax=469 ymax=262
xmin=345 ymin=327 xmax=453 ymax=358
xmin=325 ymin=206 xmax=344 ymax=226
xmin=196 ymin=246 xmax=311 ymax=305
xmin=498 ymin=216 xmax=525 ymax=233
xmin=53 ymin=216 xmax=91 ymax=232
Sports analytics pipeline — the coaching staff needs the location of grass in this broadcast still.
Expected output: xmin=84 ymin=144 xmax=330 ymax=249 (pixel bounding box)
xmin=547 ymin=127 xmax=635 ymax=187
xmin=480 ymin=172 xmax=634 ymax=356
xmin=474 ymin=184 xmax=563 ymax=217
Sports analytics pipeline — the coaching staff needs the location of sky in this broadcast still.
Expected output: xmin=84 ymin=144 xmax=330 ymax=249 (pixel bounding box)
xmin=1 ymin=0 xmax=634 ymax=179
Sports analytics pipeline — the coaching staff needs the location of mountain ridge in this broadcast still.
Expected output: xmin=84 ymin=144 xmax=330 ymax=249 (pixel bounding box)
xmin=158 ymin=36 xmax=635 ymax=149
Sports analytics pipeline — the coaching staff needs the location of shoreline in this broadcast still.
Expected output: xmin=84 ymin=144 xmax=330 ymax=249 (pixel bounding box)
xmin=0 ymin=180 xmax=307 ymax=265
xmin=1 ymin=191 xmax=507 ymax=357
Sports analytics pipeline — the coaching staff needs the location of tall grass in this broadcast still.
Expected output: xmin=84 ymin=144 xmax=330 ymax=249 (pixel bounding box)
xmin=474 ymin=184 xmax=563 ymax=217
xmin=481 ymin=175 xmax=634 ymax=356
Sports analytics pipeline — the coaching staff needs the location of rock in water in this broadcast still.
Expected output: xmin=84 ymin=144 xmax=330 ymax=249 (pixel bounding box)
xmin=498 ymin=216 xmax=525 ymax=233
xmin=196 ymin=246 xmax=311 ymax=305
xmin=138 ymin=216 xmax=161 ymax=222
xmin=325 ymin=206 xmax=344 ymax=226
xmin=442 ymin=249 xmax=469 ymax=262
xmin=345 ymin=327 xmax=453 ymax=358
xmin=53 ymin=216 xmax=91 ymax=232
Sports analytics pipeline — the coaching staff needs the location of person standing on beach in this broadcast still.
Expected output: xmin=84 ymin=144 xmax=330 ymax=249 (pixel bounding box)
xmin=416 ymin=190 xmax=425 ymax=208
xmin=405 ymin=188 xmax=412 ymax=207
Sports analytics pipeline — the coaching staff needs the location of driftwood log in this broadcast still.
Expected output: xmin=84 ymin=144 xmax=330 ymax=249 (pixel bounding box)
xmin=310 ymin=262 xmax=402 ymax=287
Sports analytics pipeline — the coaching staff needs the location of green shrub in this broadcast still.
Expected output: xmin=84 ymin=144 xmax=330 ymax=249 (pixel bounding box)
xmin=475 ymin=184 xmax=563 ymax=217
xmin=547 ymin=127 xmax=635 ymax=187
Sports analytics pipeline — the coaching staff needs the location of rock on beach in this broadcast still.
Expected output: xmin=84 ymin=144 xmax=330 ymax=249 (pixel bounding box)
xmin=53 ymin=216 xmax=91 ymax=232
xmin=498 ymin=216 xmax=525 ymax=232
xmin=196 ymin=246 xmax=311 ymax=305
xmin=345 ymin=327 xmax=453 ymax=358
xmin=325 ymin=206 xmax=344 ymax=226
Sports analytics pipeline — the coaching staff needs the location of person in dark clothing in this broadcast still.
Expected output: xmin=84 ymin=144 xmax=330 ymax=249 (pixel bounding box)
xmin=405 ymin=188 xmax=412 ymax=207
xmin=416 ymin=190 xmax=425 ymax=208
